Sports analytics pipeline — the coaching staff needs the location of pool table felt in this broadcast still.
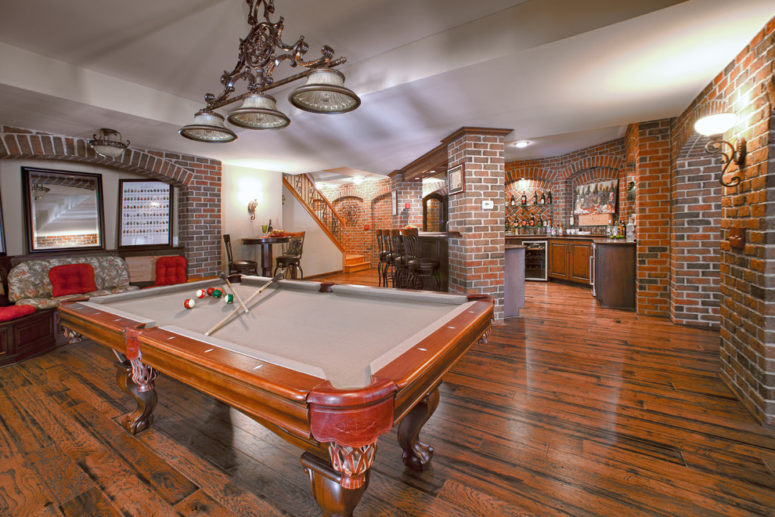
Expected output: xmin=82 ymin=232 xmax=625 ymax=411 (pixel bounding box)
xmin=81 ymin=278 xmax=475 ymax=388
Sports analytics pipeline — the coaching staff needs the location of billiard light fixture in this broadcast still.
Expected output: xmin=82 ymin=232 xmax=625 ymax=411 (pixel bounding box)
xmin=693 ymin=111 xmax=746 ymax=187
xmin=88 ymin=128 xmax=130 ymax=158
xmin=179 ymin=0 xmax=360 ymax=143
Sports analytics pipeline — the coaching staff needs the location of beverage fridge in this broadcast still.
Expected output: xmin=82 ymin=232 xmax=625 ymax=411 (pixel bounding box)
xmin=523 ymin=240 xmax=547 ymax=281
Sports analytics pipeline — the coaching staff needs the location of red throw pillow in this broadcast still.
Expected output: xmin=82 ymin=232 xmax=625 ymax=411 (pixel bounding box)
xmin=0 ymin=304 xmax=36 ymax=322
xmin=49 ymin=263 xmax=97 ymax=297
xmin=154 ymin=256 xmax=187 ymax=286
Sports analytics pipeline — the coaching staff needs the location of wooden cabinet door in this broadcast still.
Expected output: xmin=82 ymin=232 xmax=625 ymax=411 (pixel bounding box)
xmin=548 ymin=240 xmax=569 ymax=280
xmin=570 ymin=241 xmax=591 ymax=283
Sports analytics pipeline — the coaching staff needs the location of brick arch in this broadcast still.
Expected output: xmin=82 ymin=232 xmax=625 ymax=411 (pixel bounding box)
xmin=558 ymin=155 xmax=624 ymax=182
xmin=505 ymin=165 xmax=555 ymax=184
xmin=0 ymin=128 xmax=194 ymax=186
xmin=671 ymin=132 xmax=722 ymax=328
xmin=0 ymin=125 xmax=222 ymax=278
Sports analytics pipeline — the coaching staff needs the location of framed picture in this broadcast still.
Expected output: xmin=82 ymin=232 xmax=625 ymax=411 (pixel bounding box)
xmin=447 ymin=163 xmax=465 ymax=195
xmin=118 ymin=179 xmax=173 ymax=248
xmin=392 ymin=191 xmax=398 ymax=216
xmin=22 ymin=167 xmax=105 ymax=253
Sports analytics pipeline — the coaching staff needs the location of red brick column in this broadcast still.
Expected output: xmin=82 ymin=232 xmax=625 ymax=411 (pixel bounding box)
xmin=444 ymin=127 xmax=511 ymax=320
xmin=633 ymin=119 xmax=672 ymax=318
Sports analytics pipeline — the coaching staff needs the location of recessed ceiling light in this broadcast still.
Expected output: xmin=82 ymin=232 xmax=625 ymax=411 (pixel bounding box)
xmin=352 ymin=176 xmax=364 ymax=184
xmin=512 ymin=140 xmax=532 ymax=148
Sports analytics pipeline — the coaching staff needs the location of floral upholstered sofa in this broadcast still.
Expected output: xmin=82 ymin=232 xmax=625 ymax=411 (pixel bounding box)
xmin=7 ymin=256 xmax=138 ymax=309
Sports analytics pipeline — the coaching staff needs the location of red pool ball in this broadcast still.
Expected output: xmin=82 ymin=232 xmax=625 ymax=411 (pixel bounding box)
xmin=206 ymin=287 xmax=215 ymax=296
xmin=183 ymin=298 xmax=196 ymax=309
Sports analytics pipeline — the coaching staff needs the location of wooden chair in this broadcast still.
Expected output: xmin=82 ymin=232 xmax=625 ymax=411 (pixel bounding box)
xmin=223 ymin=234 xmax=258 ymax=275
xmin=274 ymin=231 xmax=305 ymax=279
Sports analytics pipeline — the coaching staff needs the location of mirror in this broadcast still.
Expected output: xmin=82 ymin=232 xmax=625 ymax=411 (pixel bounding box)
xmin=423 ymin=192 xmax=448 ymax=232
xmin=22 ymin=167 xmax=105 ymax=253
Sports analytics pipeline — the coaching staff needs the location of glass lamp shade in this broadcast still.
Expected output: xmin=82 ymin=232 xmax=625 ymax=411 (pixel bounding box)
xmin=179 ymin=111 xmax=237 ymax=142
xmin=289 ymin=69 xmax=361 ymax=114
xmin=88 ymin=128 xmax=129 ymax=158
xmin=694 ymin=113 xmax=736 ymax=136
xmin=227 ymin=93 xmax=290 ymax=129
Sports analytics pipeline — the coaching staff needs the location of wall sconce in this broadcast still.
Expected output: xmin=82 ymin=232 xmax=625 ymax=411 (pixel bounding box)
xmin=693 ymin=113 xmax=746 ymax=187
xmin=247 ymin=199 xmax=258 ymax=220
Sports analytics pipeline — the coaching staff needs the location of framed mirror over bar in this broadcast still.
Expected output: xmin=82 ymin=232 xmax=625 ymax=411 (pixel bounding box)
xmin=22 ymin=167 xmax=105 ymax=253
xmin=117 ymin=179 xmax=173 ymax=249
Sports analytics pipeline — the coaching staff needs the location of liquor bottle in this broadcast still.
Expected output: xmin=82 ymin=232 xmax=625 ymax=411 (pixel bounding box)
xmin=267 ymin=219 xmax=273 ymax=234
xmin=539 ymin=192 xmax=546 ymax=205
xmin=509 ymin=195 xmax=516 ymax=207
xmin=520 ymin=192 xmax=527 ymax=206
xmin=547 ymin=191 xmax=553 ymax=204
xmin=529 ymin=216 xmax=535 ymax=226
xmin=533 ymin=192 xmax=538 ymax=205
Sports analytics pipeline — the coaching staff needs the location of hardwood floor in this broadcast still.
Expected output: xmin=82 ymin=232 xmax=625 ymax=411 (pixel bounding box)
xmin=2 ymin=272 xmax=774 ymax=516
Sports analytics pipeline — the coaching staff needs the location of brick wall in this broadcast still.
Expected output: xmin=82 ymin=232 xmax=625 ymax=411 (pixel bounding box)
xmin=670 ymin=17 xmax=775 ymax=424
xmin=445 ymin=128 xmax=509 ymax=320
xmin=671 ymin=135 xmax=722 ymax=328
xmin=318 ymin=178 xmax=394 ymax=266
xmin=0 ymin=126 xmax=222 ymax=278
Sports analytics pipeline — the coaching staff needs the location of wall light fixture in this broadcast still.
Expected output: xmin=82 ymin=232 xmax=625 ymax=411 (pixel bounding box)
xmin=693 ymin=112 xmax=746 ymax=187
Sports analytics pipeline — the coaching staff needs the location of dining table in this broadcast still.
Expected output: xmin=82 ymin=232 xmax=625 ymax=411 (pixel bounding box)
xmin=241 ymin=235 xmax=290 ymax=277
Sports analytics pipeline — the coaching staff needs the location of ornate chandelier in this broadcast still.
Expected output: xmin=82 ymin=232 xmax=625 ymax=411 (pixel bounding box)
xmin=179 ymin=0 xmax=360 ymax=143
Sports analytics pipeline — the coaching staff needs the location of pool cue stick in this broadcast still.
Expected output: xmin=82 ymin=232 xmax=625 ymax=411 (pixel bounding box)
xmin=219 ymin=273 xmax=249 ymax=314
xmin=205 ymin=272 xmax=283 ymax=336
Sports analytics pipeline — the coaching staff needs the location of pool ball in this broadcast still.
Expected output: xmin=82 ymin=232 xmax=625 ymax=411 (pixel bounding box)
xmin=195 ymin=289 xmax=207 ymax=298
xmin=206 ymin=287 xmax=215 ymax=296
xmin=212 ymin=288 xmax=223 ymax=298
xmin=183 ymin=298 xmax=196 ymax=309
xmin=224 ymin=293 xmax=234 ymax=304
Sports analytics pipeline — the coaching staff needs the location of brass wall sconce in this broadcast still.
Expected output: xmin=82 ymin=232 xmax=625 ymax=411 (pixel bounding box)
xmin=693 ymin=113 xmax=746 ymax=187
xmin=247 ymin=199 xmax=258 ymax=220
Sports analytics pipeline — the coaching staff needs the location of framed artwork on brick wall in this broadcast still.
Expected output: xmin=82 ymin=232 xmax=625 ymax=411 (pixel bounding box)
xmin=447 ymin=164 xmax=465 ymax=195
xmin=22 ymin=167 xmax=105 ymax=253
xmin=118 ymin=179 xmax=173 ymax=248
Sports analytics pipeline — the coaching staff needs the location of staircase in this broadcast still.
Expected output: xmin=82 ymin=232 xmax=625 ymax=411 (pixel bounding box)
xmin=283 ymin=173 xmax=345 ymax=253
xmin=343 ymin=254 xmax=370 ymax=273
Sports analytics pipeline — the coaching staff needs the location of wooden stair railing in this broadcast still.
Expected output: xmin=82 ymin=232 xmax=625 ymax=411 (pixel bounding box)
xmin=283 ymin=173 xmax=346 ymax=253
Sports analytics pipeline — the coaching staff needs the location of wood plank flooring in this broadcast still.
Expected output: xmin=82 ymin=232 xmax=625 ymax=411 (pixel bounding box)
xmin=1 ymin=271 xmax=774 ymax=516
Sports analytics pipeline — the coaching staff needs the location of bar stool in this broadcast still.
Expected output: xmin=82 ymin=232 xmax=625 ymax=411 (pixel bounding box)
xmin=400 ymin=228 xmax=421 ymax=289
xmin=389 ymin=229 xmax=406 ymax=288
xmin=376 ymin=229 xmax=390 ymax=287
xmin=402 ymin=228 xmax=440 ymax=291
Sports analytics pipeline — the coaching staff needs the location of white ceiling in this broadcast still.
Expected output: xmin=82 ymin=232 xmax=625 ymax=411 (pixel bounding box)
xmin=0 ymin=0 xmax=772 ymax=177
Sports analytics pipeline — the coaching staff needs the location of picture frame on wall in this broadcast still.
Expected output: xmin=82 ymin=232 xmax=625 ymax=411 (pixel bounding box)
xmin=118 ymin=179 xmax=173 ymax=248
xmin=447 ymin=163 xmax=465 ymax=195
xmin=22 ymin=167 xmax=105 ymax=253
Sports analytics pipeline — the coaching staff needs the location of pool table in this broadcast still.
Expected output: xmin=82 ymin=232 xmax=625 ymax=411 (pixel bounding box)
xmin=58 ymin=276 xmax=492 ymax=516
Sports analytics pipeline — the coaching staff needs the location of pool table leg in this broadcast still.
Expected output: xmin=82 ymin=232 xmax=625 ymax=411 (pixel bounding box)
xmin=113 ymin=351 xmax=158 ymax=435
xmin=398 ymin=384 xmax=440 ymax=471
xmin=301 ymin=448 xmax=371 ymax=517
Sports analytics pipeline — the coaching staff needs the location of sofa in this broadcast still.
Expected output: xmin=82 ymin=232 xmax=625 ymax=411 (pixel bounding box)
xmin=7 ymin=255 xmax=138 ymax=309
